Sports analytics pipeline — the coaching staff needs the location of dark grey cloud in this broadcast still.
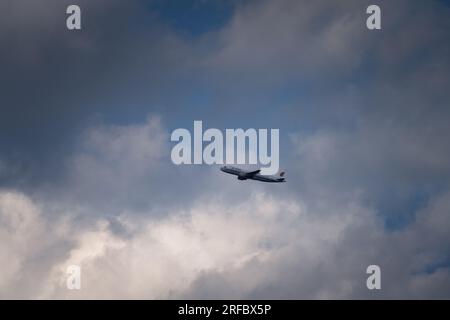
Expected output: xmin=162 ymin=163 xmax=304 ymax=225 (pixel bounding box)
xmin=0 ymin=0 xmax=195 ymax=189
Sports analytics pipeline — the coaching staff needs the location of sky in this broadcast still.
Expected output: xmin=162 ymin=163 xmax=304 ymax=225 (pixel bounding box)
xmin=0 ymin=0 xmax=450 ymax=299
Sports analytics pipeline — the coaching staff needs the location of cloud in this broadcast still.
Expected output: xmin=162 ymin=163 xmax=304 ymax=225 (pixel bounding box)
xmin=291 ymin=119 xmax=450 ymax=190
xmin=207 ymin=0 xmax=369 ymax=79
xmin=0 ymin=161 xmax=6 ymax=179
xmin=64 ymin=116 xmax=168 ymax=208
xmin=1 ymin=184 xmax=449 ymax=299
xmin=0 ymin=111 xmax=449 ymax=299
xmin=1 ymin=0 xmax=450 ymax=299
xmin=50 ymin=115 xmax=237 ymax=216
xmin=0 ymin=0 xmax=192 ymax=188
xmin=0 ymin=191 xmax=71 ymax=298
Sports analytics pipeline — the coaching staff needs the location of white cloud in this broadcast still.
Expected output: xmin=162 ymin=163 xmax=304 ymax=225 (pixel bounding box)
xmin=1 ymin=183 xmax=449 ymax=299
xmin=0 ymin=192 xmax=70 ymax=298
xmin=59 ymin=116 xmax=169 ymax=211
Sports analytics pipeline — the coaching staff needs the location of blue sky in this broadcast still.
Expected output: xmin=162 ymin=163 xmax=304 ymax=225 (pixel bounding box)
xmin=147 ymin=0 xmax=236 ymax=36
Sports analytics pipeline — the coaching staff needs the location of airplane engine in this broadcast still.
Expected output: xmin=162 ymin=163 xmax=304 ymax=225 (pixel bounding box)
xmin=238 ymin=175 xmax=247 ymax=180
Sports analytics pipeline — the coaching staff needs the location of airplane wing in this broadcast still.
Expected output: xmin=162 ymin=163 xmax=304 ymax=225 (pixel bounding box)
xmin=246 ymin=169 xmax=261 ymax=176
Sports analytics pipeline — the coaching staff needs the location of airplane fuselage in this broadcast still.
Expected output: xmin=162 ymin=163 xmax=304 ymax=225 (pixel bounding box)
xmin=220 ymin=166 xmax=285 ymax=183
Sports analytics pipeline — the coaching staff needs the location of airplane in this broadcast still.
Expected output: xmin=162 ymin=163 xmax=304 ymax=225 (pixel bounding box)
xmin=220 ymin=166 xmax=286 ymax=183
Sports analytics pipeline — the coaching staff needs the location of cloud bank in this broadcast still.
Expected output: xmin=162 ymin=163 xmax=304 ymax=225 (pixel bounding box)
xmin=1 ymin=115 xmax=449 ymax=299
xmin=2 ymin=182 xmax=450 ymax=299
